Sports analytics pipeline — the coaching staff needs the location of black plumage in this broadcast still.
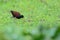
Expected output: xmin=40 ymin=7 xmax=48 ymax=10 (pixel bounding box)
xmin=10 ymin=11 xmax=24 ymax=19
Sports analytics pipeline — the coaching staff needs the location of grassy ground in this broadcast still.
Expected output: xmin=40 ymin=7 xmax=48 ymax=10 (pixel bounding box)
xmin=0 ymin=0 xmax=60 ymax=40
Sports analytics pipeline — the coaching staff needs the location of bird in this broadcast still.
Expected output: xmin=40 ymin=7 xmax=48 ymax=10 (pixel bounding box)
xmin=10 ymin=10 xmax=24 ymax=19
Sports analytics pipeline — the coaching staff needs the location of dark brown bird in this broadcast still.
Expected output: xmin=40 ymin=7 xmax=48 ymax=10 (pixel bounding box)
xmin=10 ymin=11 xmax=24 ymax=19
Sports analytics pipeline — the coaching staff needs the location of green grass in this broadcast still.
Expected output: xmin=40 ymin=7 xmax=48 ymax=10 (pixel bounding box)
xmin=0 ymin=0 xmax=60 ymax=40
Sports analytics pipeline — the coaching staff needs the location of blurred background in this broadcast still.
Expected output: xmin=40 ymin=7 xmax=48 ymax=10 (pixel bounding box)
xmin=0 ymin=0 xmax=60 ymax=40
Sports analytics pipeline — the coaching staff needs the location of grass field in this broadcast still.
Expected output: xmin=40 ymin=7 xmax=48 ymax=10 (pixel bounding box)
xmin=0 ymin=0 xmax=60 ymax=40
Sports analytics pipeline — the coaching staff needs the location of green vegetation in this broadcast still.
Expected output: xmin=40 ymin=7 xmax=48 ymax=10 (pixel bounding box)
xmin=0 ymin=0 xmax=60 ymax=40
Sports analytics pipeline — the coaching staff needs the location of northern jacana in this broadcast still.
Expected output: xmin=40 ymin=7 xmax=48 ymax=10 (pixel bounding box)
xmin=10 ymin=11 xmax=24 ymax=19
